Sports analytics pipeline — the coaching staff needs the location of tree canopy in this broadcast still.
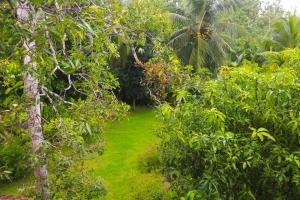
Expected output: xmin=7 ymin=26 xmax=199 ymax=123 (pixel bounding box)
xmin=1 ymin=0 xmax=300 ymax=199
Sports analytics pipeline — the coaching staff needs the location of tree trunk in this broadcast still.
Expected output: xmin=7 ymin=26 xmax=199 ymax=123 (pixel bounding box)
xmin=132 ymin=98 xmax=136 ymax=111
xmin=16 ymin=1 xmax=50 ymax=199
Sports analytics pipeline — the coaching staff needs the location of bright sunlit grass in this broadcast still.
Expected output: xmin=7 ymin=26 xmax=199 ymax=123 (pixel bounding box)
xmin=85 ymin=107 xmax=163 ymax=199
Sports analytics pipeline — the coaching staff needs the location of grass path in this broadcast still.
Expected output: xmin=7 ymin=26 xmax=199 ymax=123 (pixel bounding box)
xmin=88 ymin=107 xmax=161 ymax=199
xmin=0 ymin=107 xmax=162 ymax=199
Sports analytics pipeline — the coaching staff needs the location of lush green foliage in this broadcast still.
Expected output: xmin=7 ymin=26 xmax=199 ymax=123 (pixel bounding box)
xmin=2 ymin=0 xmax=300 ymax=199
xmin=158 ymin=50 xmax=300 ymax=199
xmin=49 ymin=159 xmax=107 ymax=199
xmin=0 ymin=136 xmax=30 ymax=182
xmin=266 ymin=15 xmax=300 ymax=51
xmin=128 ymin=173 xmax=171 ymax=200
xmin=113 ymin=51 xmax=151 ymax=107
xmin=224 ymin=0 xmax=284 ymax=64
xmin=138 ymin=144 xmax=162 ymax=174
xmin=168 ymin=0 xmax=236 ymax=70
xmin=0 ymin=0 xmax=129 ymax=198
xmin=111 ymin=0 xmax=172 ymax=106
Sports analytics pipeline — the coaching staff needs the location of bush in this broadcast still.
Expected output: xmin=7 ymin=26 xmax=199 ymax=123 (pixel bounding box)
xmin=138 ymin=144 xmax=162 ymax=173
xmin=158 ymin=50 xmax=300 ymax=199
xmin=19 ymin=154 xmax=107 ymax=200
xmin=128 ymin=173 xmax=172 ymax=200
xmin=50 ymin=171 xmax=107 ymax=200
xmin=0 ymin=136 xmax=31 ymax=182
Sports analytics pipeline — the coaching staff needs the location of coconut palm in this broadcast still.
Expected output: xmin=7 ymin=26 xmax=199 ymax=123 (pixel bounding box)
xmin=266 ymin=15 xmax=300 ymax=51
xmin=168 ymin=0 xmax=237 ymax=71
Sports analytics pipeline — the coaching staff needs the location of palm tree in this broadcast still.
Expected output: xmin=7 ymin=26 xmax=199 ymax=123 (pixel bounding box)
xmin=168 ymin=0 xmax=236 ymax=71
xmin=266 ymin=15 xmax=300 ymax=51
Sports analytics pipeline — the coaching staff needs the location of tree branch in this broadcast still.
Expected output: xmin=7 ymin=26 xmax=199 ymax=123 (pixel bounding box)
xmin=41 ymin=86 xmax=76 ymax=106
xmin=129 ymin=43 xmax=143 ymax=67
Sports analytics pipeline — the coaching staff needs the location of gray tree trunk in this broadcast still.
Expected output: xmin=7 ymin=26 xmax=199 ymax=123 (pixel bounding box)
xmin=16 ymin=1 xmax=50 ymax=199
xmin=132 ymin=98 xmax=136 ymax=111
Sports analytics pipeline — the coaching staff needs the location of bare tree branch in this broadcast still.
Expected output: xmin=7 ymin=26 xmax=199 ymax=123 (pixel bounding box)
xmin=41 ymin=85 xmax=76 ymax=106
xmin=129 ymin=43 xmax=143 ymax=67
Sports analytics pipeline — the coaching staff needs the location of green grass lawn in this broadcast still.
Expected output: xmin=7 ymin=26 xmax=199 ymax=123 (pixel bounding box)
xmin=86 ymin=107 xmax=163 ymax=199
xmin=1 ymin=107 xmax=165 ymax=199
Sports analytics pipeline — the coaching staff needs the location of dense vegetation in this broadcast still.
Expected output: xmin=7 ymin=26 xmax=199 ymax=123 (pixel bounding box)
xmin=158 ymin=51 xmax=300 ymax=199
xmin=0 ymin=0 xmax=300 ymax=199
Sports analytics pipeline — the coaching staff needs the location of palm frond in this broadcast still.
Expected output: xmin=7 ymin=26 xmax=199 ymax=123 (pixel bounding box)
xmin=215 ymin=22 xmax=245 ymax=35
xmin=206 ymin=32 xmax=232 ymax=66
xmin=169 ymin=28 xmax=191 ymax=50
xmin=271 ymin=15 xmax=300 ymax=50
xmin=169 ymin=13 xmax=191 ymax=26
xmin=213 ymin=31 xmax=233 ymax=51
xmin=168 ymin=0 xmax=237 ymax=70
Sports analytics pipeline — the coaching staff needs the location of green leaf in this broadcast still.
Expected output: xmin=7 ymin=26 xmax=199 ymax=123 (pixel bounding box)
xmin=85 ymin=123 xmax=92 ymax=135
xmin=260 ymin=131 xmax=276 ymax=142
xmin=4 ymin=87 xmax=13 ymax=94
xmin=251 ymin=127 xmax=276 ymax=142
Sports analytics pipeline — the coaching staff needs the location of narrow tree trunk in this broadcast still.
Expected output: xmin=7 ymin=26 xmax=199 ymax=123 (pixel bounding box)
xmin=16 ymin=1 xmax=50 ymax=199
xmin=24 ymin=41 xmax=50 ymax=200
xmin=132 ymin=98 xmax=136 ymax=111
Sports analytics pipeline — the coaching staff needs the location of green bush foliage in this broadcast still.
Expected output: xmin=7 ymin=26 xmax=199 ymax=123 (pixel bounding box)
xmin=0 ymin=1 xmax=130 ymax=197
xmin=22 ymin=155 xmax=107 ymax=200
xmin=128 ymin=173 xmax=172 ymax=200
xmin=138 ymin=144 xmax=162 ymax=173
xmin=0 ymin=135 xmax=30 ymax=182
xmin=158 ymin=50 xmax=300 ymax=199
xmin=49 ymin=157 xmax=107 ymax=200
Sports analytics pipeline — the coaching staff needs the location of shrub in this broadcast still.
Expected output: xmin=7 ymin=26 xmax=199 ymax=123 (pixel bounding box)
xmin=128 ymin=173 xmax=172 ymax=200
xmin=0 ymin=136 xmax=31 ymax=182
xmin=19 ymin=154 xmax=107 ymax=200
xmin=138 ymin=144 xmax=162 ymax=173
xmin=158 ymin=50 xmax=300 ymax=199
xmin=50 ymin=170 xmax=107 ymax=200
